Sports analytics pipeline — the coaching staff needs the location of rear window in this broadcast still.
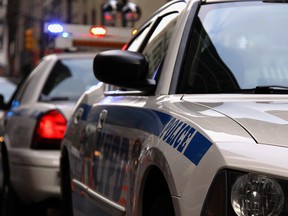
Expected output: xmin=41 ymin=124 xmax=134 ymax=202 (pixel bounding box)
xmin=40 ymin=57 xmax=99 ymax=101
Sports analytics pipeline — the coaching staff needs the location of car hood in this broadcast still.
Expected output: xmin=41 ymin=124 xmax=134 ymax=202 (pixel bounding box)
xmin=182 ymin=95 xmax=288 ymax=147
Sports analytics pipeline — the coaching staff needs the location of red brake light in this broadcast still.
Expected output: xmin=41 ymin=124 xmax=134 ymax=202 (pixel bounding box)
xmin=122 ymin=44 xmax=128 ymax=50
xmin=90 ymin=26 xmax=107 ymax=37
xmin=32 ymin=110 xmax=67 ymax=149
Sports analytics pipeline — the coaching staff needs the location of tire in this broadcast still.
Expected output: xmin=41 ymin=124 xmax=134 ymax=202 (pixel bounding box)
xmin=147 ymin=190 xmax=175 ymax=216
xmin=143 ymin=169 xmax=175 ymax=216
xmin=1 ymin=184 xmax=25 ymax=216
xmin=0 ymin=144 xmax=9 ymax=197
xmin=60 ymin=155 xmax=73 ymax=216
xmin=0 ymin=143 xmax=10 ymax=215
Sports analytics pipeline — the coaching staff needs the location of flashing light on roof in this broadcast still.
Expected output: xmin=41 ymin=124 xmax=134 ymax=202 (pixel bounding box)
xmin=62 ymin=32 xmax=71 ymax=38
xmin=90 ymin=26 xmax=107 ymax=37
xmin=47 ymin=23 xmax=64 ymax=34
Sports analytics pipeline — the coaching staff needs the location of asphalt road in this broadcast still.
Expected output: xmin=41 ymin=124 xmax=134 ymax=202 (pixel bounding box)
xmin=0 ymin=196 xmax=61 ymax=216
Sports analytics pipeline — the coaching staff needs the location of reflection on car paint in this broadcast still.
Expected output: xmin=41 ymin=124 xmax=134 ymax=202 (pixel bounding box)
xmin=78 ymin=105 xmax=213 ymax=205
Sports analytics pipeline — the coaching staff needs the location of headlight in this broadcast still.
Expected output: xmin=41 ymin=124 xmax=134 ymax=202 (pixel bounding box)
xmin=201 ymin=169 xmax=288 ymax=216
xmin=231 ymin=173 xmax=284 ymax=216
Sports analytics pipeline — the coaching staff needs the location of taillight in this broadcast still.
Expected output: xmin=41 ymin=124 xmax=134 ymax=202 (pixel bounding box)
xmin=32 ymin=109 xmax=67 ymax=150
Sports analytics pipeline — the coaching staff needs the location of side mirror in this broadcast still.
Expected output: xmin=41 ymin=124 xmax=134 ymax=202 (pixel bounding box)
xmin=93 ymin=50 xmax=155 ymax=92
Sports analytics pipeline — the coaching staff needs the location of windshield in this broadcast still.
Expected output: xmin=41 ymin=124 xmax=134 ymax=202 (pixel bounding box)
xmin=180 ymin=1 xmax=288 ymax=94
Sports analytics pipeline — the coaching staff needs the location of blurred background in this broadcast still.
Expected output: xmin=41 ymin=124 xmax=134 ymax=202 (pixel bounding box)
xmin=0 ymin=0 xmax=170 ymax=80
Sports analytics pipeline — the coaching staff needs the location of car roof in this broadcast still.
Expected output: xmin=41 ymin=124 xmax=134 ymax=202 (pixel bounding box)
xmin=203 ymin=0 xmax=261 ymax=3
xmin=42 ymin=52 xmax=97 ymax=60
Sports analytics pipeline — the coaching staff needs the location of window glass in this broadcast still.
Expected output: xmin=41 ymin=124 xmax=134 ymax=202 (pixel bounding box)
xmin=40 ymin=58 xmax=99 ymax=101
xmin=142 ymin=13 xmax=179 ymax=79
xmin=180 ymin=2 xmax=288 ymax=93
xmin=127 ymin=25 xmax=151 ymax=52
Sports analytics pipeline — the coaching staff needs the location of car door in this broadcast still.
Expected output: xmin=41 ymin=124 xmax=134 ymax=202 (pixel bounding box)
xmin=73 ymin=2 xmax=186 ymax=215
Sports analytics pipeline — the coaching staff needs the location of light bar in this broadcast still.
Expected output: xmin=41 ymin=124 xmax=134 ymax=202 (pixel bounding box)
xmin=47 ymin=23 xmax=64 ymax=34
xmin=90 ymin=26 xmax=107 ymax=37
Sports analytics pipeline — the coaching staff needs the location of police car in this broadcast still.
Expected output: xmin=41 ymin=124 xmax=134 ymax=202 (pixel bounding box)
xmin=60 ymin=0 xmax=288 ymax=215
xmin=0 ymin=52 xmax=104 ymax=214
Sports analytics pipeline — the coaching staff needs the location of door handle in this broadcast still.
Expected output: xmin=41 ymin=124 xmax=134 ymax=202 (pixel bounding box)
xmin=97 ymin=109 xmax=107 ymax=132
xmin=73 ymin=108 xmax=84 ymax=125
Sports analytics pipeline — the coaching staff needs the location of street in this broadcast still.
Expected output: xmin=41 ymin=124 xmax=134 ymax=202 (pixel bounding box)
xmin=0 ymin=192 xmax=61 ymax=216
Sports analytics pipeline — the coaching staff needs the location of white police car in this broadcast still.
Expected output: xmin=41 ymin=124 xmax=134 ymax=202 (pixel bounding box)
xmin=0 ymin=52 xmax=103 ymax=214
xmin=60 ymin=0 xmax=288 ymax=215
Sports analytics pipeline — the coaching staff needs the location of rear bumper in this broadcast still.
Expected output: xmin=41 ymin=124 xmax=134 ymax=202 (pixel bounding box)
xmin=8 ymin=149 xmax=61 ymax=204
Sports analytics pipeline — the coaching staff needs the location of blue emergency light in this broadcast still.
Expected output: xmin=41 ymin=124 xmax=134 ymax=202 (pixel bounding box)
xmin=61 ymin=32 xmax=71 ymax=38
xmin=47 ymin=23 xmax=64 ymax=34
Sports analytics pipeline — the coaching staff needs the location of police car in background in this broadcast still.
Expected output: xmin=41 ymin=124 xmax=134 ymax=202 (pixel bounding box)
xmin=45 ymin=23 xmax=134 ymax=52
xmin=60 ymin=0 xmax=288 ymax=215
xmin=0 ymin=52 xmax=104 ymax=214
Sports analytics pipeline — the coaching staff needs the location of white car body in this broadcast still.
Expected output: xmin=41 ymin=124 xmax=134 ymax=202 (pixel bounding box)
xmin=61 ymin=0 xmax=288 ymax=216
xmin=0 ymin=52 xmax=104 ymax=213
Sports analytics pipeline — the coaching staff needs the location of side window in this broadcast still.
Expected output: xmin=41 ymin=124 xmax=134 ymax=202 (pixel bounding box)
xmin=128 ymin=12 xmax=180 ymax=80
xmin=142 ymin=13 xmax=179 ymax=79
xmin=127 ymin=24 xmax=152 ymax=52
xmin=108 ymin=7 xmax=181 ymax=93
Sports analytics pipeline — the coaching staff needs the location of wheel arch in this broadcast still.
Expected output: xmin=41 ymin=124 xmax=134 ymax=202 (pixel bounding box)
xmin=137 ymin=147 xmax=181 ymax=216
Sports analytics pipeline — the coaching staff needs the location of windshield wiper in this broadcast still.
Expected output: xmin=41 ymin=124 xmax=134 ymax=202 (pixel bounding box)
xmin=240 ymin=85 xmax=288 ymax=94
xmin=263 ymin=0 xmax=288 ymax=3
xmin=217 ymin=86 xmax=288 ymax=94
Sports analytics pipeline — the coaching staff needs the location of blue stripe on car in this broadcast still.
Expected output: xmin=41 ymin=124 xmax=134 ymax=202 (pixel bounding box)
xmin=80 ymin=104 xmax=212 ymax=166
xmin=183 ymin=132 xmax=212 ymax=165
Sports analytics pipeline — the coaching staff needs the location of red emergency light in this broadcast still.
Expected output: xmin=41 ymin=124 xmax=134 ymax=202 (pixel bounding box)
xmin=90 ymin=26 xmax=107 ymax=37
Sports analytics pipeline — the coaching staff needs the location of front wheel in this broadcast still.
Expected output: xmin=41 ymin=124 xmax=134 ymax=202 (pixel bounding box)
xmin=143 ymin=168 xmax=175 ymax=216
xmin=147 ymin=191 xmax=175 ymax=216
